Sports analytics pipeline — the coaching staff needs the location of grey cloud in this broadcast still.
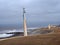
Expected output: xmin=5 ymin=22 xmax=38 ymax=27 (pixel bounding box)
xmin=0 ymin=0 xmax=60 ymax=24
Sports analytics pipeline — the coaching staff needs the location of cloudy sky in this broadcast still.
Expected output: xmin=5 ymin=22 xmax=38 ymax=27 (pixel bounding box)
xmin=0 ymin=0 xmax=60 ymax=25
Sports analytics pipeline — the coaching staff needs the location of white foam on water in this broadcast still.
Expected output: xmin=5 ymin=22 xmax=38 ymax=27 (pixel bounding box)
xmin=0 ymin=29 xmax=24 ymax=33
xmin=0 ymin=34 xmax=14 ymax=38
xmin=0 ymin=29 xmax=23 ymax=38
xmin=0 ymin=27 xmax=38 ymax=38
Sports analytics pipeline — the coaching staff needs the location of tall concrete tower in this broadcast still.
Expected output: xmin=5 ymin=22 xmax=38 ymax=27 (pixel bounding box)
xmin=23 ymin=8 xmax=27 ymax=36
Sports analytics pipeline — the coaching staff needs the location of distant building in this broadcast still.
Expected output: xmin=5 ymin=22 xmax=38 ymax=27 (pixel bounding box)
xmin=48 ymin=24 xmax=57 ymax=29
xmin=48 ymin=24 xmax=51 ymax=29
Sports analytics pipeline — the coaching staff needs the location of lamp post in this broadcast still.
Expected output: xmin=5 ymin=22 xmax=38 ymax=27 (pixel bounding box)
xmin=23 ymin=8 xmax=27 ymax=36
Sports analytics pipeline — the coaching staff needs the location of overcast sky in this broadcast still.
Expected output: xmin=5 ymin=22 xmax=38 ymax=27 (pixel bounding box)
xmin=0 ymin=0 xmax=60 ymax=25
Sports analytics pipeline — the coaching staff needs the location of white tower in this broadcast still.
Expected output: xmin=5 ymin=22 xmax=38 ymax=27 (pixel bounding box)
xmin=23 ymin=8 xmax=27 ymax=36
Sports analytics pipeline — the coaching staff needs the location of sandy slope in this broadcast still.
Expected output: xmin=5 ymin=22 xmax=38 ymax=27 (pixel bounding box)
xmin=0 ymin=27 xmax=60 ymax=45
xmin=0 ymin=33 xmax=60 ymax=45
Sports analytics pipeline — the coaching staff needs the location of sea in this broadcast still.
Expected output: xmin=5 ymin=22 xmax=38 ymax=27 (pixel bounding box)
xmin=0 ymin=21 xmax=60 ymax=38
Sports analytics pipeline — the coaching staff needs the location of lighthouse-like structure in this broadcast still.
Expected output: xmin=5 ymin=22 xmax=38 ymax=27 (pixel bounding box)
xmin=23 ymin=8 xmax=27 ymax=36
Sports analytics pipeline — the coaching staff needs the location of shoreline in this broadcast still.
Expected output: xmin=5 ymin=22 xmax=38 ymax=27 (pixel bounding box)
xmin=0 ymin=25 xmax=60 ymax=39
xmin=0 ymin=32 xmax=24 ymax=39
